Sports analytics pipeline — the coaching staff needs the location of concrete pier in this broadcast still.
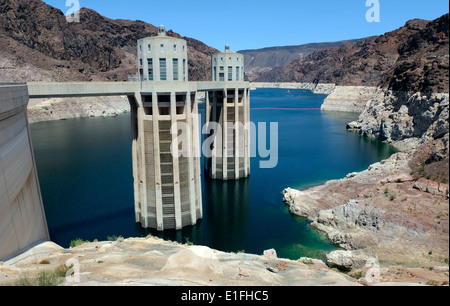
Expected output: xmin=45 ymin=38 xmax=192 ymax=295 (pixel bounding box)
xmin=0 ymin=83 xmax=49 ymax=260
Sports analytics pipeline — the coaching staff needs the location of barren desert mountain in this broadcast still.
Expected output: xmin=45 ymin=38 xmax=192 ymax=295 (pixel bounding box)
xmin=380 ymin=14 xmax=449 ymax=93
xmin=0 ymin=0 xmax=218 ymax=82
xmin=256 ymin=14 xmax=449 ymax=93
xmin=238 ymin=39 xmax=362 ymax=81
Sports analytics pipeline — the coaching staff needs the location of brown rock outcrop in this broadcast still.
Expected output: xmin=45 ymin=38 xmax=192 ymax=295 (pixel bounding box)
xmin=256 ymin=14 xmax=449 ymax=94
xmin=0 ymin=0 xmax=218 ymax=82
xmin=413 ymin=178 xmax=449 ymax=198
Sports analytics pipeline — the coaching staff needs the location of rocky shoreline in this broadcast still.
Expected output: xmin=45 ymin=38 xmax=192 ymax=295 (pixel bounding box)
xmin=27 ymin=96 xmax=131 ymax=124
xmin=283 ymin=152 xmax=448 ymax=282
xmin=347 ymin=89 xmax=449 ymax=153
xmin=321 ymin=86 xmax=378 ymax=113
xmin=27 ymin=92 xmax=207 ymax=124
xmin=251 ymin=82 xmax=336 ymax=94
xmin=282 ymin=84 xmax=449 ymax=284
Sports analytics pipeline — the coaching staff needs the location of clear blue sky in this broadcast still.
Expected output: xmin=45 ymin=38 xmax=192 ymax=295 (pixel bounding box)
xmin=43 ymin=0 xmax=449 ymax=51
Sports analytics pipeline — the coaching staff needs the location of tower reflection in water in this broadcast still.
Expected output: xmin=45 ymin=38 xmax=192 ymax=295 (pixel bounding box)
xmin=137 ymin=176 xmax=250 ymax=253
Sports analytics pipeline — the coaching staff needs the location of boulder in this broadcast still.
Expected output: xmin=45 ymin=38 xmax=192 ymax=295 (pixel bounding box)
xmin=263 ymin=249 xmax=278 ymax=260
xmin=161 ymin=246 xmax=222 ymax=275
xmin=326 ymin=250 xmax=372 ymax=271
xmin=413 ymin=178 xmax=429 ymax=192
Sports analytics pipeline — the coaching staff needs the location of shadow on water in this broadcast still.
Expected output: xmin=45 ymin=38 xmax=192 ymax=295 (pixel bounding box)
xmin=137 ymin=177 xmax=251 ymax=254
xmin=202 ymin=178 xmax=250 ymax=252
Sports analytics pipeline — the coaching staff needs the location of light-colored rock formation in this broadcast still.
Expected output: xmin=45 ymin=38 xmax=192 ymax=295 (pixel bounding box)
xmin=313 ymin=200 xmax=384 ymax=253
xmin=321 ymin=86 xmax=377 ymax=113
xmin=325 ymin=250 xmax=373 ymax=271
xmin=251 ymin=82 xmax=336 ymax=94
xmin=282 ymin=187 xmax=322 ymax=219
xmin=347 ymin=89 xmax=449 ymax=153
xmin=313 ymin=83 xmax=337 ymax=95
xmin=262 ymin=249 xmax=278 ymax=260
xmin=413 ymin=178 xmax=449 ymax=198
xmin=161 ymin=246 xmax=223 ymax=276
xmin=27 ymin=92 xmax=207 ymax=123
xmin=0 ymin=238 xmax=361 ymax=286
xmin=27 ymin=96 xmax=131 ymax=124
xmin=3 ymin=238 xmax=446 ymax=286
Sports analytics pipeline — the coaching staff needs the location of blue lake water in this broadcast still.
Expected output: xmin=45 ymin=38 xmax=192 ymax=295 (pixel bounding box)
xmin=29 ymin=88 xmax=396 ymax=260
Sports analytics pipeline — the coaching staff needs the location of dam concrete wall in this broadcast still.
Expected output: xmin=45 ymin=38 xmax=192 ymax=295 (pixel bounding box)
xmin=0 ymin=83 xmax=49 ymax=261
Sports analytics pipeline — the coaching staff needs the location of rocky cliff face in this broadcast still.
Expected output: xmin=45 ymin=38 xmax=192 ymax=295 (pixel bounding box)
xmin=280 ymin=14 xmax=449 ymax=272
xmin=256 ymin=14 xmax=449 ymax=94
xmin=381 ymin=14 xmax=449 ymax=93
xmin=347 ymin=90 xmax=449 ymax=150
xmin=238 ymin=40 xmax=361 ymax=81
xmin=0 ymin=0 xmax=218 ymax=82
xmin=320 ymin=86 xmax=378 ymax=113
xmin=258 ymin=14 xmax=449 ymax=175
xmin=344 ymin=15 xmax=449 ymax=187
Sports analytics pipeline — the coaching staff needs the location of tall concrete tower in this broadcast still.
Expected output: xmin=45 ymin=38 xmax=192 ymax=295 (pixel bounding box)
xmin=205 ymin=45 xmax=251 ymax=180
xmin=131 ymin=26 xmax=202 ymax=230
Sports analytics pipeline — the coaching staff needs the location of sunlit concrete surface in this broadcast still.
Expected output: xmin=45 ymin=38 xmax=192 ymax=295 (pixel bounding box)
xmin=0 ymin=83 xmax=49 ymax=261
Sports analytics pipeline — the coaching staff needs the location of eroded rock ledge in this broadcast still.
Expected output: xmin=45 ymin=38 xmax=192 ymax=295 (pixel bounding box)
xmin=283 ymin=149 xmax=449 ymax=278
xmin=347 ymin=89 xmax=449 ymax=153
xmin=0 ymin=238 xmax=360 ymax=286
xmin=321 ymin=86 xmax=378 ymax=113
xmin=251 ymin=82 xmax=336 ymax=94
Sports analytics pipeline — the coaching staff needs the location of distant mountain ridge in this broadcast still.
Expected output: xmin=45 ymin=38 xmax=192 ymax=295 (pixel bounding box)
xmin=237 ymin=39 xmax=362 ymax=81
xmin=0 ymin=0 xmax=218 ymax=82
xmin=256 ymin=14 xmax=449 ymax=93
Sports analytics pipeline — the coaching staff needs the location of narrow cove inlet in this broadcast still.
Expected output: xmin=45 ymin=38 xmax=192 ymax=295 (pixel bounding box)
xmin=29 ymin=88 xmax=396 ymax=261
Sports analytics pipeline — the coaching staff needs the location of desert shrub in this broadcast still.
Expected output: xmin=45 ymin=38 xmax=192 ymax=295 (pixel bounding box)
xmin=15 ymin=265 xmax=69 ymax=286
xmin=425 ymin=280 xmax=440 ymax=286
xmin=70 ymin=238 xmax=88 ymax=248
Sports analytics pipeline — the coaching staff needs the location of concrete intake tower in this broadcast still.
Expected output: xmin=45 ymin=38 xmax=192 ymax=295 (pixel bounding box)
xmin=131 ymin=26 xmax=202 ymax=230
xmin=205 ymin=45 xmax=251 ymax=180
